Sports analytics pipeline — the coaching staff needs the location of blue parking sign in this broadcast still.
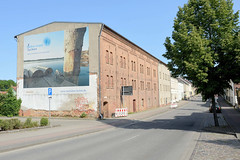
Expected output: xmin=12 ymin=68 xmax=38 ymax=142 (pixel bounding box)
xmin=48 ymin=88 xmax=52 ymax=96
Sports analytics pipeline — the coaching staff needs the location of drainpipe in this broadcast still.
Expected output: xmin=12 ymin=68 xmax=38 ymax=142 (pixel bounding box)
xmin=98 ymin=24 xmax=104 ymax=119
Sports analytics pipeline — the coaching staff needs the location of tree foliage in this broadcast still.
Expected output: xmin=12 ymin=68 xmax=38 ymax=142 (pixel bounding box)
xmin=0 ymin=89 xmax=21 ymax=117
xmin=164 ymin=0 xmax=240 ymax=100
xmin=0 ymin=80 xmax=16 ymax=91
xmin=164 ymin=0 xmax=240 ymax=126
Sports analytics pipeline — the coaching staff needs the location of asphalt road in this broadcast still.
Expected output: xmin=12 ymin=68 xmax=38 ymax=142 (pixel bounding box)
xmin=0 ymin=96 xmax=209 ymax=160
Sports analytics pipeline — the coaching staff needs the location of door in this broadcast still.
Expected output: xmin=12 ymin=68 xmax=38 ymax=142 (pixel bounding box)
xmin=133 ymin=99 xmax=136 ymax=112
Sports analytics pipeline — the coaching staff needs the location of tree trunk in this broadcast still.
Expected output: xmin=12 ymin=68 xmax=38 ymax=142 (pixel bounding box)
xmin=212 ymin=95 xmax=219 ymax=127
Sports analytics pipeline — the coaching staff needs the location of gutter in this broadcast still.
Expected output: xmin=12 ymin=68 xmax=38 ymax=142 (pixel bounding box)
xmin=98 ymin=24 xmax=104 ymax=119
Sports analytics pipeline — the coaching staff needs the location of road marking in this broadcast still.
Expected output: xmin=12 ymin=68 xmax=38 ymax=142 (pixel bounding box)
xmin=123 ymin=135 xmax=139 ymax=142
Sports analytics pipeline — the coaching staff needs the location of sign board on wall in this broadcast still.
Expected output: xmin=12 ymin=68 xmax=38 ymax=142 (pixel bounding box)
xmin=23 ymin=27 xmax=89 ymax=88
xmin=121 ymin=86 xmax=133 ymax=95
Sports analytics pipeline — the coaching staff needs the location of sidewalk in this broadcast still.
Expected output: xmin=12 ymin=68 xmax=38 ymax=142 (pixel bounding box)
xmin=218 ymin=96 xmax=240 ymax=140
xmin=190 ymin=97 xmax=240 ymax=160
xmin=0 ymin=100 xmax=188 ymax=153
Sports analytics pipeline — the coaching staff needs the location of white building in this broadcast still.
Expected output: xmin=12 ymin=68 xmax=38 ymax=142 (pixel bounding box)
xmin=177 ymin=79 xmax=184 ymax=101
xmin=171 ymin=77 xmax=178 ymax=103
xmin=224 ymin=80 xmax=237 ymax=106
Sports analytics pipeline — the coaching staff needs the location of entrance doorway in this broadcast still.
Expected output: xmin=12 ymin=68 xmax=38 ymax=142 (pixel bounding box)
xmin=133 ymin=99 xmax=136 ymax=112
xmin=103 ymin=101 xmax=109 ymax=118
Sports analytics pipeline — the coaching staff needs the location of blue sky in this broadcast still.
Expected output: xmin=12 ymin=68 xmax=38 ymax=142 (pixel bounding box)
xmin=0 ymin=0 xmax=239 ymax=81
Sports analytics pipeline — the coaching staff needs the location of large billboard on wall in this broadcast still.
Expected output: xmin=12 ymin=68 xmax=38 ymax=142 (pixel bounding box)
xmin=23 ymin=27 xmax=89 ymax=88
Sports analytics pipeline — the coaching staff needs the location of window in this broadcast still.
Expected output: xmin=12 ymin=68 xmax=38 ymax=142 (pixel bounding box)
xmin=120 ymin=56 xmax=123 ymax=68
xmin=123 ymin=57 xmax=126 ymax=69
xmin=147 ymin=82 xmax=151 ymax=91
xmin=140 ymin=64 xmax=144 ymax=74
xmin=134 ymin=61 xmax=136 ymax=71
xmin=106 ymin=50 xmax=109 ymax=64
xmin=111 ymin=76 xmax=113 ymax=88
xmin=140 ymin=81 xmax=144 ymax=90
xmin=131 ymin=61 xmax=133 ymax=71
xmin=121 ymin=77 xmax=123 ymax=86
xmin=141 ymin=98 xmax=144 ymax=107
xmin=154 ymin=83 xmax=156 ymax=91
xmin=110 ymin=52 xmax=113 ymax=65
xmin=106 ymin=75 xmax=109 ymax=89
xmin=124 ymin=78 xmax=126 ymax=85
xmin=147 ymin=67 xmax=150 ymax=76
xmin=153 ymin=69 xmax=156 ymax=77
xmin=132 ymin=79 xmax=136 ymax=90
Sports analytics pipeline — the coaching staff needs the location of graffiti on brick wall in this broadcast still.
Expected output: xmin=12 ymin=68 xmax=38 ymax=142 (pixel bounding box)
xmin=75 ymin=97 xmax=89 ymax=111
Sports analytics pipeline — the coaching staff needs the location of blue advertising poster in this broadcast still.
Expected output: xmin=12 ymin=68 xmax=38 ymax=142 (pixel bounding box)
xmin=23 ymin=27 xmax=89 ymax=88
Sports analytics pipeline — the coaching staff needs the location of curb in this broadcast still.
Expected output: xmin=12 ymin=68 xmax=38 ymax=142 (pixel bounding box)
xmin=0 ymin=124 xmax=61 ymax=134
xmin=202 ymin=126 xmax=236 ymax=136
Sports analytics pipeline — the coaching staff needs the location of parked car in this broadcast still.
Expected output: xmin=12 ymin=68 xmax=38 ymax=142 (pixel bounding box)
xmin=209 ymin=103 xmax=221 ymax=113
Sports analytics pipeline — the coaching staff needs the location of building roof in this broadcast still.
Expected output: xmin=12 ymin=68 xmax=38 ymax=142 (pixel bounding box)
xmin=14 ymin=21 xmax=167 ymax=66
xmin=177 ymin=77 xmax=192 ymax=85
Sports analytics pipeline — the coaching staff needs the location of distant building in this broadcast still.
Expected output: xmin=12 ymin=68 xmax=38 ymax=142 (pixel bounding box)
xmin=158 ymin=62 xmax=171 ymax=106
xmin=177 ymin=77 xmax=194 ymax=100
xmin=224 ymin=80 xmax=239 ymax=107
xmin=170 ymin=77 xmax=178 ymax=103
xmin=177 ymin=78 xmax=184 ymax=101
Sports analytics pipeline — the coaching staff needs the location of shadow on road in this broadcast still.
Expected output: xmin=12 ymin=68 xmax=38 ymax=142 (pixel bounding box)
xmin=98 ymin=99 xmax=240 ymax=148
xmin=100 ymin=101 xmax=210 ymax=132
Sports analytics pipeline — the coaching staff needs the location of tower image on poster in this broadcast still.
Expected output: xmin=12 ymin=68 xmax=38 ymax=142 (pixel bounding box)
xmin=23 ymin=27 xmax=89 ymax=88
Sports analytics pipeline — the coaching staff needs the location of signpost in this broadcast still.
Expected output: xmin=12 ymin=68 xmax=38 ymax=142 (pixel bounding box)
xmin=116 ymin=86 xmax=133 ymax=118
xmin=48 ymin=88 xmax=52 ymax=126
xmin=121 ymin=86 xmax=133 ymax=95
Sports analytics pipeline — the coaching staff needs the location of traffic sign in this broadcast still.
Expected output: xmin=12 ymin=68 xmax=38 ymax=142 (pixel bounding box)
xmin=48 ymin=88 xmax=52 ymax=97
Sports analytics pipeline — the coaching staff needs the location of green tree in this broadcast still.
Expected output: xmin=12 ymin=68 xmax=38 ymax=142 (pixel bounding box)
xmin=0 ymin=80 xmax=16 ymax=91
xmin=0 ymin=89 xmax=21 ymax=117
xmin=164 ymin=0 xmax=240 ymax=126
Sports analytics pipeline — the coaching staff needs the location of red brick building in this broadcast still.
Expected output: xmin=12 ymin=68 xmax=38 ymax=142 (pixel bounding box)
xmin=100 ymin=26 xmax=159 ymax=117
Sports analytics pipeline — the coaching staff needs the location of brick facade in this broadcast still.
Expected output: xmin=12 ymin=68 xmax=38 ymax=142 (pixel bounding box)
xmin=100 ymin=27 xmax=159 ymax=118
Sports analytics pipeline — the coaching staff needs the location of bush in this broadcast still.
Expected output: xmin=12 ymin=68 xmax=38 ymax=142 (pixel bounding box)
xmin=0 ymin=118 xmax=39 ymax=131
xmin=24 ymin=118 xmax=34 ymax=128
xmin=40 ymin=117 xmax=48 ymax=126
xmin=0 ymin=89 xmax=21 ymax=117
xmin=10 ymin=119 xmax=22 ymax=129
xmin=1 ymin=120 xmax=10 ymax=131
xmin=80 ymin=112 xmax=87 ymax=118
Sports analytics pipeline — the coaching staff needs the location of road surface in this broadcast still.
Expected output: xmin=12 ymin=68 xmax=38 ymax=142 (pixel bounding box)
xmin=0 ymin=96 xmax=209 ymax=160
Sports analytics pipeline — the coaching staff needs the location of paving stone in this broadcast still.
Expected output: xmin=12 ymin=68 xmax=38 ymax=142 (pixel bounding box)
xmin=191 ymin=131 xmax=240 ymax=160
